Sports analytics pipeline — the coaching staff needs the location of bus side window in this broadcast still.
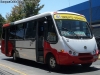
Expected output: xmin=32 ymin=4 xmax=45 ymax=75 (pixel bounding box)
xmin=9 ymin=26 xmax=16 ymax=39
xmin=46 ymin=17 xmax=58 ymax=43
xmin=25 ymin=21 xmax=36 ymax=39
xmin=16 ymin=23 xmax=24 ymax=39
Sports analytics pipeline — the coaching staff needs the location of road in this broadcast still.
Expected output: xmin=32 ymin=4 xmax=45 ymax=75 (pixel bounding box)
xmin=0 ymin=52 xmax=100 ymax=75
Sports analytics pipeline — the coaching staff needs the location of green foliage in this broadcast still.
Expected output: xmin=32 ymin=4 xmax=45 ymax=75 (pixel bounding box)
xmin=0 ymin=14 xmax=5 ymax=37
xmin=6 ymin=0 xmax=44 ymax=22
xmin=6 ymin=4 xmax=25 ymax=22
xmin=0 ymin=14 xmax=5 ymax=24
xmin=23 ymin=0 xmax=44 ymax=17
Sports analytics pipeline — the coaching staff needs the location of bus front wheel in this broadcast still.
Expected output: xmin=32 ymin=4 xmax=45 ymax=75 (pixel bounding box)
xmin=81 ymin=63 xmax=92 ymax=68
xmin=47 ymin=54 xmax=59 ymax=71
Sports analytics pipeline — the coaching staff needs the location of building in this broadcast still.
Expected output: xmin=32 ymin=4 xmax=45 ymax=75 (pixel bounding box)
xmin=60 ymin=0 xmax=100 ymax=37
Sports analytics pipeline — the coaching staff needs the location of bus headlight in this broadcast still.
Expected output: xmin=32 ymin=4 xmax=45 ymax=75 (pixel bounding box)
xmin=69 ymin=50 xmax=72 ymax=54
xmin=69 ymin=50 xmax=77 ymax=56
xmin=73 ymin=52 xmax=76 ymax=56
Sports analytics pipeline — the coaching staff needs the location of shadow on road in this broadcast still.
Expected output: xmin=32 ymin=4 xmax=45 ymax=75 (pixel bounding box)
xmin=2 ymin=58 xmax=100 ymax=74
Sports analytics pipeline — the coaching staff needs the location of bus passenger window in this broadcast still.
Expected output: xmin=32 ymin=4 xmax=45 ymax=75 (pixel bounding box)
xmin=46 ymin=17 xmax=57 ymax=43
xmin=25 ymin=21 xmax=36 ymax=39
xmin=9 ymin=26 xmax=16 ymax=39
xmin=16 ymin=23 xmax=24 ymax=39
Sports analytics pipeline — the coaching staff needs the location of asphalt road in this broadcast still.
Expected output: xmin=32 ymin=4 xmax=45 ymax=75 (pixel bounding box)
xmin=0 ymin=52 xmax=100 ymax=75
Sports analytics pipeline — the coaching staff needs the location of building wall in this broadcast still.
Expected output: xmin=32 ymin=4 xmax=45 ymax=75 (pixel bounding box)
xmin=60 ymin=0 xmax=100 ymax=23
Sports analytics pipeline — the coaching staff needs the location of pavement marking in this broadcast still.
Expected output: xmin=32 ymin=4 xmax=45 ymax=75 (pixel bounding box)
xmin=0 ymin=64 xmax=27 ymax=75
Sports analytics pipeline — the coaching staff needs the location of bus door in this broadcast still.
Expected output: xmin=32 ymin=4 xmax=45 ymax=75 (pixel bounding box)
xmin=36 ymin=20 xmax=45 ymax=62
xmin=36 ymin=16 xmax=58 ymax=63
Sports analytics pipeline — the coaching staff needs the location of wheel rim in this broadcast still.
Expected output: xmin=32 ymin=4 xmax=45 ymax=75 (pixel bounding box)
xmin=13 ymin=53 xmax=16 ymax=60
xmin=49 ymin=57 xmax=56 ymax=68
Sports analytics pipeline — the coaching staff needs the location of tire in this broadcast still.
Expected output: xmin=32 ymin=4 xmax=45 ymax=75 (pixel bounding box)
xmin=47 ymin=54 xmax=59 ymax=71
xmin=81 ymin=63 xmax=92 ymax=68
xmin=13 ymin=51 xmax=19 ymax=61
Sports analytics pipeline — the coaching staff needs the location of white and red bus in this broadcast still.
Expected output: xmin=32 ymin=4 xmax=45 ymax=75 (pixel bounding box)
xmin=1 ymin=11 xmax=99 ymax=70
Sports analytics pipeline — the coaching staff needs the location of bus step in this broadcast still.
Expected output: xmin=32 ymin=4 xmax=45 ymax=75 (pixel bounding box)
xmin=38 ymin=56 xmax=43 ymax=62
xmin=38 ymin=51 xmax=43 ymax=56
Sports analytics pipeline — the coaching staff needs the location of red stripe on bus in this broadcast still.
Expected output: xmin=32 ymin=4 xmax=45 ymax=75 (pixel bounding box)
xmin=3 ymin=23 xmax=10 ymax=27
xmin=44 ymin=41 xmax=60 ymax=64
xmin=1 ymin=40 xmax=13 ymax=57
xmin=43 ymin=41 xmax=99 ymax=65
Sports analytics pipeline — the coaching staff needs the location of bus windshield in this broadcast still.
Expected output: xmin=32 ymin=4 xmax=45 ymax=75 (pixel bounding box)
xmin=54 ymin=14 xmax=92 ymax=39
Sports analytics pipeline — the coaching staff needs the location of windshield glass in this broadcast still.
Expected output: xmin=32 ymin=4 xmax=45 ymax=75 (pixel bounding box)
xmin=54 ymin=14 xmax=92 ymax=39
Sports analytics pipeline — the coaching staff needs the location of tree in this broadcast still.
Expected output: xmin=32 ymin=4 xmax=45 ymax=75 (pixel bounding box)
xmin=6 ymin=4 xmax=25 ymax=22
xmin=6 ymin=0 xmax=44 ymax=22
xmin=23 ymin=0 xmax=44 ymax=17
xmin=0 ymin=14 xmax=5 ymax=24
xmin=0 ymin=14 xmax=5 ymax=36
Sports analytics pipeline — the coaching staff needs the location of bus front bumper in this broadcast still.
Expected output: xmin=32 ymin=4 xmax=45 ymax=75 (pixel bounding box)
xmin=58 ymin=52 xmax=99 ymax=65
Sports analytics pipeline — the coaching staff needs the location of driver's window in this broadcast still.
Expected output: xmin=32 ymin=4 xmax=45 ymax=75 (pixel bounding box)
xmin=46 ymin=16 xmax=58 ymax=43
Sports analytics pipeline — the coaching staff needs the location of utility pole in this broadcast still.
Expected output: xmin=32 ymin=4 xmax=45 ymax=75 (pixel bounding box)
xmin=89 ymin=0 xmax=92 ymax=25
xmin=68 ymin=0 xmax=70 ymax=7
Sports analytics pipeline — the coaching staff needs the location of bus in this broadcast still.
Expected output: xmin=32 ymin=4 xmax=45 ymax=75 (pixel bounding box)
xmin=1 ymin=11 xmax=99 ymax=70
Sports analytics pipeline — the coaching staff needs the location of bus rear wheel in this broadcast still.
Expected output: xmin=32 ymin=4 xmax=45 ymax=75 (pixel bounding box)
xmin=13 ymin=51 xmax=19 ymax=61
xmin=47 ymin=54 xmax=59 ymax=71
xmin=81 ymin=63 xmax=92 ymax=68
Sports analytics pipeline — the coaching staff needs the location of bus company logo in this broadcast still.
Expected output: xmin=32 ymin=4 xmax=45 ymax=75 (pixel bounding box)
xmin=84 ymin=46 xmax=87 ymax=49
xmin=56 ymin=15 xmax=61 ymax=19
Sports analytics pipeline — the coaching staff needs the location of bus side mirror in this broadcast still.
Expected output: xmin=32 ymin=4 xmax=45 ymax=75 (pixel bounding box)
xmin=43 ymin=21 xmax=48 ymax=30
xmin=43 ymin=21 xmax=47 ymax=25
xmin=90 ymin=25 xmax=93 ymax=30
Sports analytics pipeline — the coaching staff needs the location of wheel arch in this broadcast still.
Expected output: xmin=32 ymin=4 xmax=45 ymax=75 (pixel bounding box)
xmin=45 ymin=52 xmax=59 ymax=64
xmin=11 ymin=49 xmax=14 ymax=56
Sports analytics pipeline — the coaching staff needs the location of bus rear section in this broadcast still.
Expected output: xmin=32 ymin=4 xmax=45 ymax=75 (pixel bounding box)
xmin=1 ymin=23 xmax=13 ymax=57
xmin=1 ymin=11 xmax=99 ymax=71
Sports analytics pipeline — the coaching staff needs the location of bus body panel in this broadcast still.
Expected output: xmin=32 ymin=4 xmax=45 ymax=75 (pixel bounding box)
xmin=15 ymin=40 xmax=36 ymax=61
xmin=44 ymin=41 xmax=99 ymax=65
xmin=1 ymin=11 xmax=99 ymax=67
xmin=44 ymin=41 xmax=60 ymax=64
xmin=48 ymin=36 xmax=99 ymax=65
xmin=62 ymin=36 xmax=97 ymax=53
xmin=57 ymin=52 xmax=98 ymax=65
xmin=1 ymin=40 xmax=13 ymax=57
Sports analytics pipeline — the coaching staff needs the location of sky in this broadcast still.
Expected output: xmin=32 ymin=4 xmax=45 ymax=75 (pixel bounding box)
xmin=0 ymin=0 xmax=88 ymax=18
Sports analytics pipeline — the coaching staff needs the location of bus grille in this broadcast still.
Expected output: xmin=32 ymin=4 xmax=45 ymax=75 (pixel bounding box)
xmin=79 ymin=57 xmax=93 ymax=61
xmin=78 ymin=53 xmax=91 ymax=56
